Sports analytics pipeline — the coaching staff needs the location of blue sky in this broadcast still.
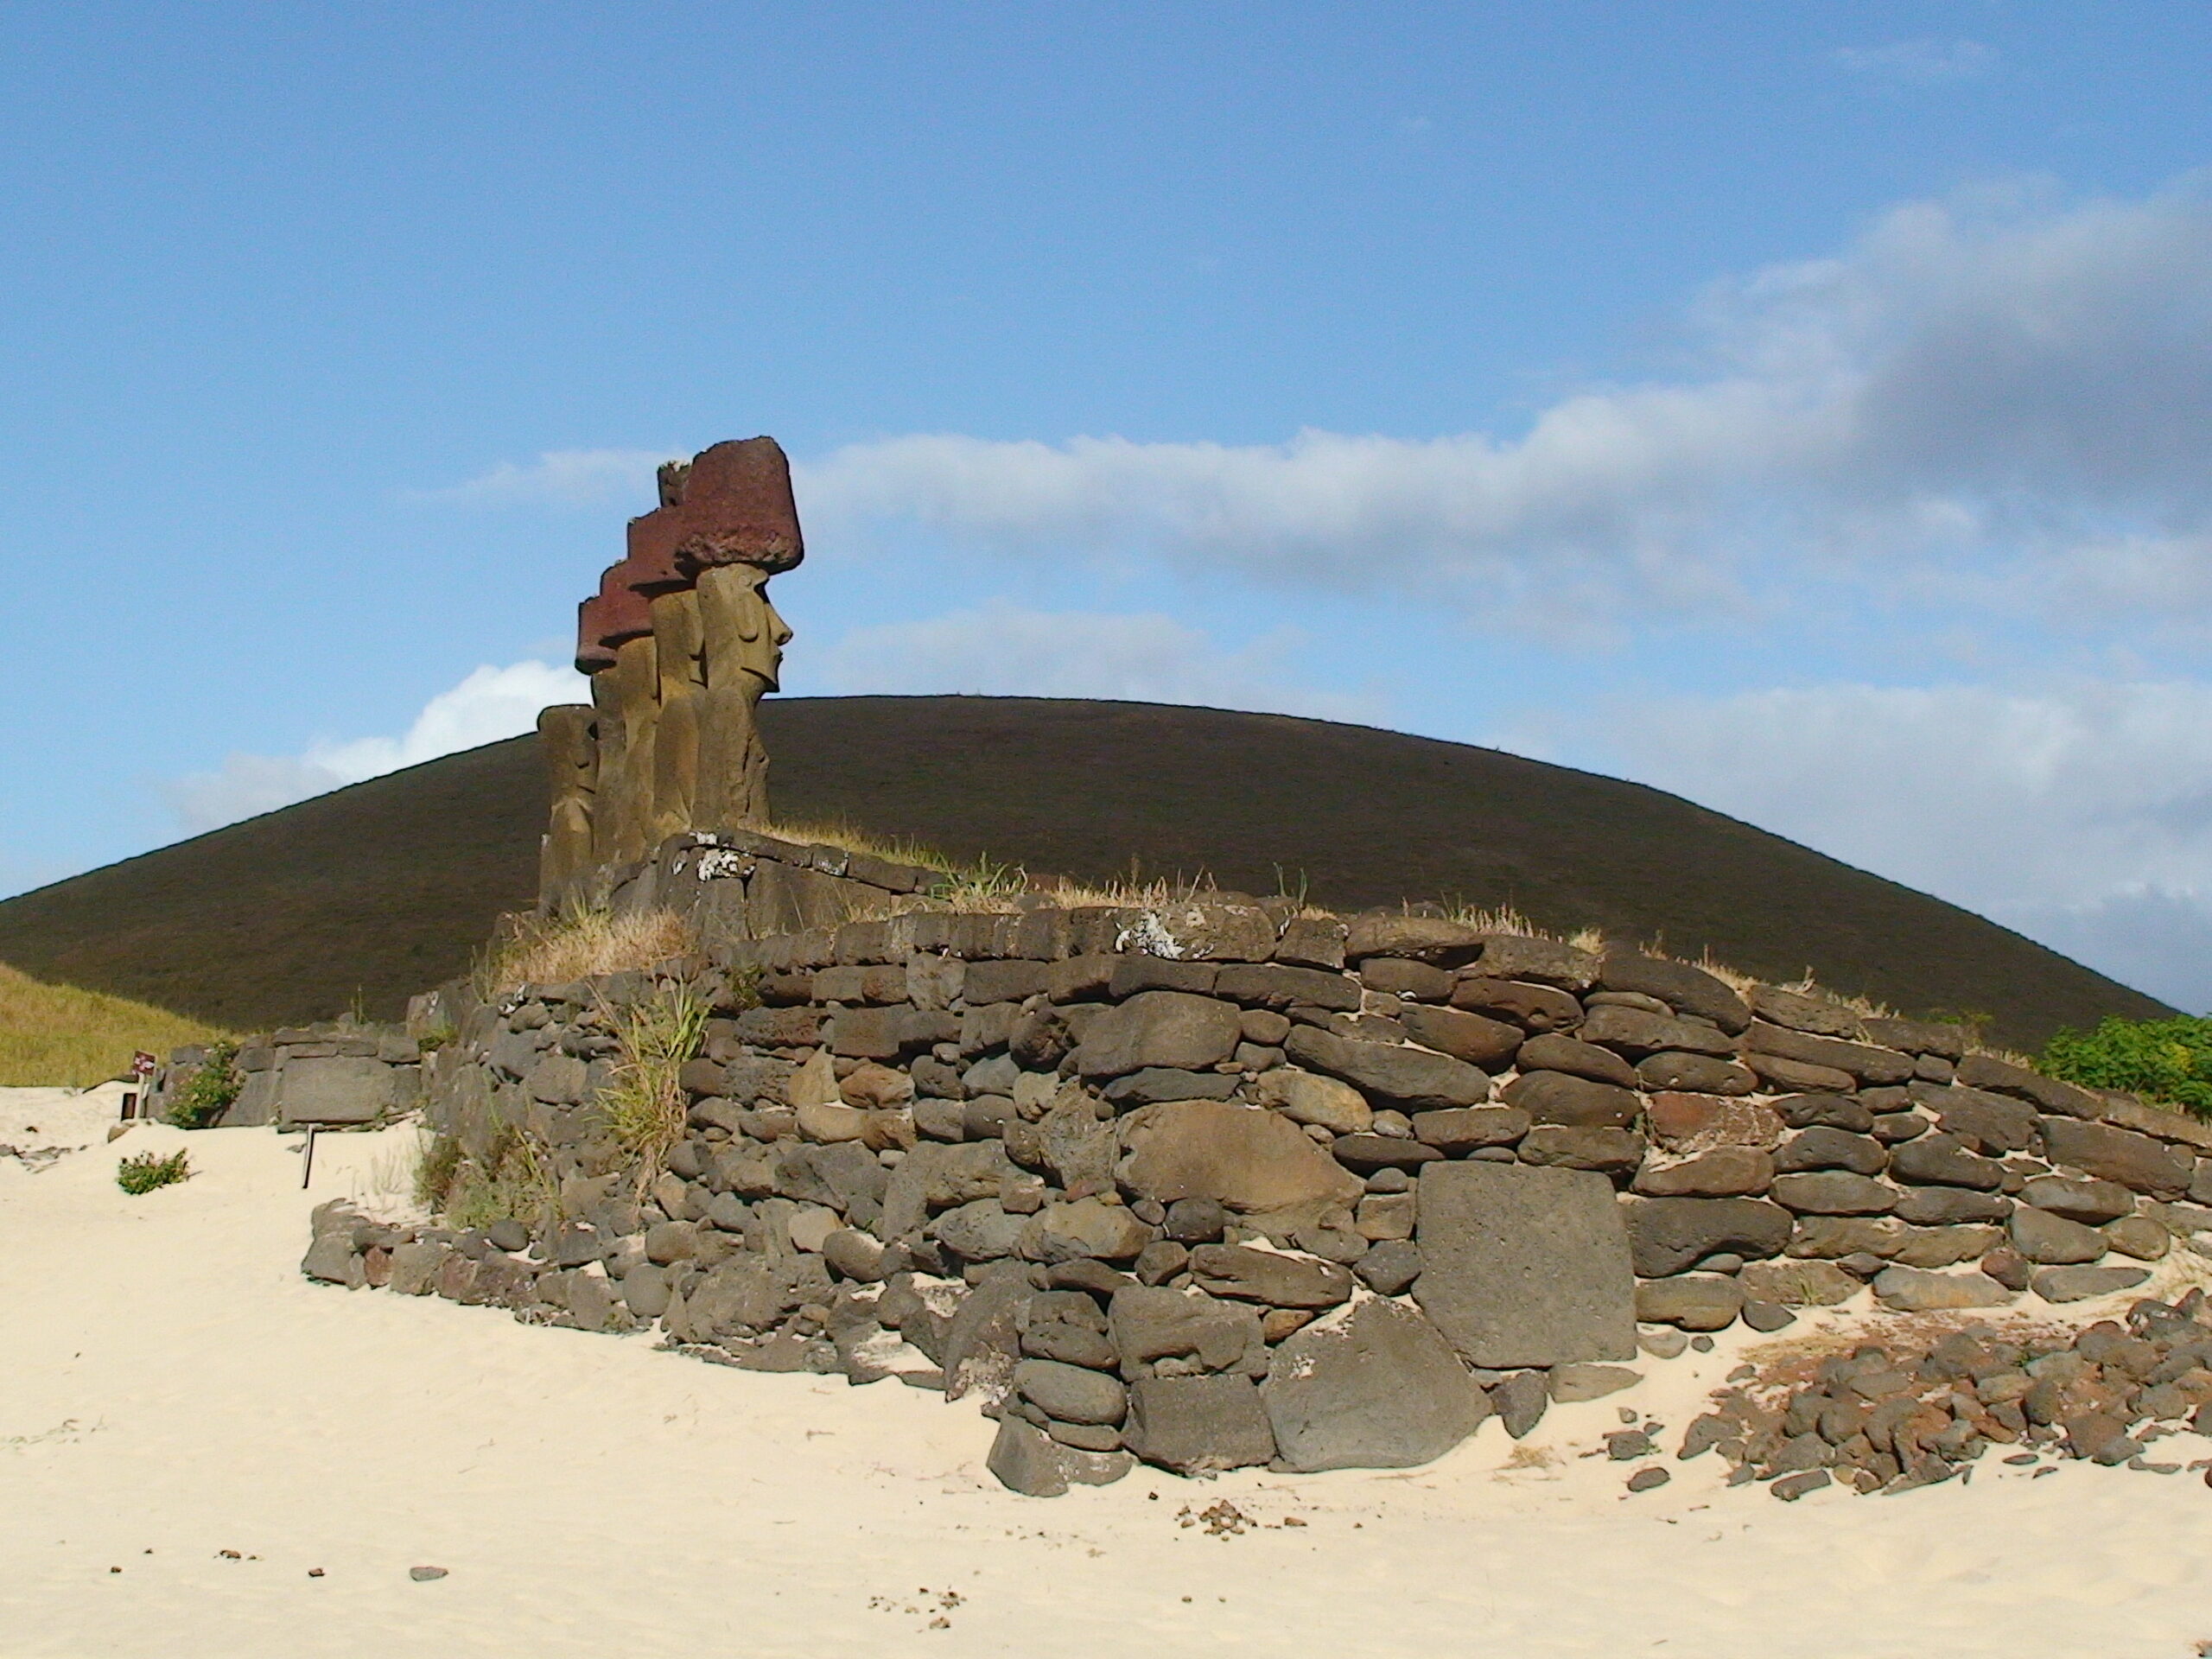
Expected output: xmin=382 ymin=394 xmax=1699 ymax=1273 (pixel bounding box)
xmin=4 ymin=3 xmax=2210 ymax=1010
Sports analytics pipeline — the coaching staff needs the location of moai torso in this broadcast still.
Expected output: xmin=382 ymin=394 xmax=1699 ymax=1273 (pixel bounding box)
xmin=597 ymin=632 xmax=659 ymax=866
xmin=648 ymin=588 xmax=707 ymax=847
xmin=537 ymin=703 xmax=598 ymax=902
xmin=694 ymin=563 xmax=791 ymax=828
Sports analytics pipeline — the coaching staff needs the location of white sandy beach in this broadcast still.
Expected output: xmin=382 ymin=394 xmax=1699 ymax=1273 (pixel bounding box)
xmin=6 ymin=1093 xmax=2212 ymax=1659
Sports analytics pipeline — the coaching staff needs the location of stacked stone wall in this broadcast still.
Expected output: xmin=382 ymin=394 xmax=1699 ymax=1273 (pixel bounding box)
xmin=147 ymin=1025 xmax=423 ymax=1128
xmin=297 ymin=862 xmax=2212 ymax=1496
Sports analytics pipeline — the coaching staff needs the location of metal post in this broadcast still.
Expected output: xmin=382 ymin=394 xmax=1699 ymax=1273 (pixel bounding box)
xmin=301 ymin=1123 xmax=317 ymax=1189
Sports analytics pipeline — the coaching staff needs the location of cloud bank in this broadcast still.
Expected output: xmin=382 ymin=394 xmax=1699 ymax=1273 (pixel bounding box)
xmin=799 ymin=181 xmax=2212 ymax=639
xmin=818 ymin=606 xmax=1383 ymax=724
xmin=167 ymin=660 xmax=588 ymax=834
xmin=1833 ymin=39 xmax=1997 ymax=86
xmin=410 ymin=448 xmax=672 ymax=508
xmin=1566 ymin=679 xmax=2212 ymax=1012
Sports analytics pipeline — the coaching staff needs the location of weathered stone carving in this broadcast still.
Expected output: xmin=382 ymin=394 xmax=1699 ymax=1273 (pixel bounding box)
xmin=547 ymin=436 xmax=803 ymax=900
xmin=647 ymin=587 xmax=705 ymax=848
xmin=536 ymin=703 xmax=598 ymax=901
xmin=693 ymin=562 xmax=790 ymax=830
xmin=582 ymin=576 xmax=658 ymax=868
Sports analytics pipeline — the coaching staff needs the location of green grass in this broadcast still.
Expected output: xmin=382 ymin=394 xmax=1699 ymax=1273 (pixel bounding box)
xmin=116 ymin=1147 xmax=193 ymax=1194
xmin=424 ymin=1125 xmax=557 ymax=1231
xmin=599 ymin=985 xmax=713 ymax=1180
xmin=413 ymin=1130 xmax=464 ymax=1210
xmin=2043 ymin=1014 xmax=2212 ymax=1120
xmin=0 ymin=961 xmax=232 ymax=1088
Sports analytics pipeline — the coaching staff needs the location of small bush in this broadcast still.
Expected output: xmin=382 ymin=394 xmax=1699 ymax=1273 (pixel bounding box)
xmin=2043 ymin=1015 xmax=2212 ymax=1120
xmin=117 ymin=1148 xmax=193 ymax=1194
xmin=599 ymin=987 xmax=711 ymax=1182
xmin=165 ymin=1039 xmax=241 ymax=1129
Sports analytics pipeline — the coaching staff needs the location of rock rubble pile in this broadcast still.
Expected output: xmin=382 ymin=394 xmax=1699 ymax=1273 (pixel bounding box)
xmin=1686 ymin=1292 xmax=2212 ymax=1497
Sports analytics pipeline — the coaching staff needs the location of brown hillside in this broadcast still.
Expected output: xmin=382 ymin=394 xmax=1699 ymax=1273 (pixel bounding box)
xmin=0 ymin=696 xmax=2171 ymax=1046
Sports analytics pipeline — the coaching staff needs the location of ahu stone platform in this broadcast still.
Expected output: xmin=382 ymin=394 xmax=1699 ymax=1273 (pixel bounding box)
xmin=283 ymin=837 xmax=2212 ymax=1495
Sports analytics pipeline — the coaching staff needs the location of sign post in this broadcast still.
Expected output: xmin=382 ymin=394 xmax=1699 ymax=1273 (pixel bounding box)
xmin=126 ymin=1052 xmax=157 ymax=1120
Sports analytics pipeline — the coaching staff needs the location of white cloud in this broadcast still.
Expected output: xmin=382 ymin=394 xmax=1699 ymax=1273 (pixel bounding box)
xmin=817 ymin=606 xmax=1386 ymax=725
xmin=1833 ymin=39 xmax=1996 ymax=86
xmin=167 ymin=660 xmax=588 ymax=834
xmin=2000 ymin=889 xmax=2212 ymax=1018
xmin=798 ymin=180 xmax=2212 ymax=639
xmin=409 ymin=448 xmax=674 ymax=508
xmin=1560 ymin=678 xmax=2212 ymax=1009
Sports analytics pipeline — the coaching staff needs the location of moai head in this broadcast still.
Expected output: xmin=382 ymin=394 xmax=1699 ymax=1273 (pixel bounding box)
xmin=700 ymin=563 xmax=793 ymax=693
xmin=537 ymin=704 xmax=599 ymax=791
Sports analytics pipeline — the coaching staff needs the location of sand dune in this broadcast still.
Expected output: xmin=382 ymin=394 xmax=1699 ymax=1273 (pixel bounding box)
xmin=6 ymin=1097 xmax=2212 ymax=1659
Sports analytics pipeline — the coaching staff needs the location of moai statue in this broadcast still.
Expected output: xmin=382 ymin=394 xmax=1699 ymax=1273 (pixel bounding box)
xmin=668 ymin=437 xmax=804 ymax=828
xmin=581 ymin=577 xmax=658 ymax=867
xmin=646 ymin=584 xmax=707 ymax=846
xmin=693 ymin=563 xmax=792 ymax=826
xmin=552 ymin=435 xmax=804 ymax=887
xmin=536 ymin=702 xmax=598 ymax=903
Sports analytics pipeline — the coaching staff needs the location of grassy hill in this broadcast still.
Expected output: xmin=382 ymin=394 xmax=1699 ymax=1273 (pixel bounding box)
xmin=0 ymin=696 xmax=2172 ymax=1047
xmin=0 ymin=961 xmax=232 ymax=1087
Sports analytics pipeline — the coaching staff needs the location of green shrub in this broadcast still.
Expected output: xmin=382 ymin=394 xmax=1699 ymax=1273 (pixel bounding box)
xmin=164 ymin=1039 xmax=241 ymax=1129
xmin=600 ymin=986 xmax=711 ymax=1179
xmin=117 ymin=1148 xmax=193 ymax=1194
xmin=2042 ymin=1015 xmax=2212 ymax=1121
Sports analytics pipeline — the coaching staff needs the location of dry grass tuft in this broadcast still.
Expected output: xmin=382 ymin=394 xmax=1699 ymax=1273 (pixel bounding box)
xmin=0 ymin=960 xmax=232 ymax=1087
xmin=1440 ymin=902 xmax=1604 ymax=954
xmin=1037 ymin=871 xmax=1217 ymax=911
xmin=477 ymin=905 xmax=697 ymax=998
xmin=756 ymin=819 xmax=963 ymax=874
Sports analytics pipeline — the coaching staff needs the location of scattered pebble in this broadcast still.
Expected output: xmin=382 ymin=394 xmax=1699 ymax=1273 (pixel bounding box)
xmin=409 ymin=1565 xmax=448 ymax=1582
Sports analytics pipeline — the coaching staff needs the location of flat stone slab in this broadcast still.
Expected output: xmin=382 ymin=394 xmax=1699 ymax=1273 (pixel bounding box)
xmin=1413 ymin=1161 xmax=1637 ymax=1369
xmin=278 ymin=1055 xmax=397 ymax=1125
xmin=1122 ymin=1373 xmax=1276 ymax=1474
